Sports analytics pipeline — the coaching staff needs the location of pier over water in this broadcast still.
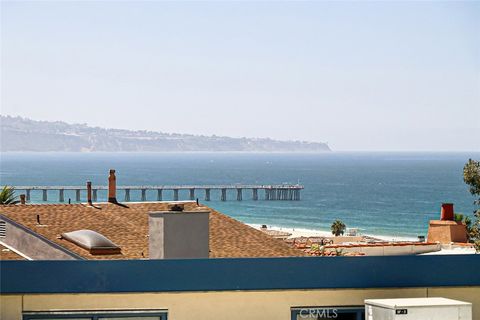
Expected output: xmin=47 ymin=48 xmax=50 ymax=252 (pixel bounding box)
xmin=14 ymin=185 xmax=303 ymax=202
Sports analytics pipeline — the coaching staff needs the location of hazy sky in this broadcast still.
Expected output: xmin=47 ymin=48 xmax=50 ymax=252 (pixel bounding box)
xmin=1 ymin=1 xmax=479 ymax=151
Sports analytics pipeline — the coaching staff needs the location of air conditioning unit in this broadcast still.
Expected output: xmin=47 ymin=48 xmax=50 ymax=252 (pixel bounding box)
xmin=365 ymin=297 xmax=472 ymax=320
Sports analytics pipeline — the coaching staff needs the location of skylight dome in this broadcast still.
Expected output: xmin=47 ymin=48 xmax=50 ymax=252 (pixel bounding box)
xmin=61 ymin=229 xmax=121 ymax=255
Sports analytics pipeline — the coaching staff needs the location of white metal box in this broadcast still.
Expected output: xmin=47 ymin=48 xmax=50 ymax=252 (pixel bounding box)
xmin=365 ymin=297 xmax=472 ymax=320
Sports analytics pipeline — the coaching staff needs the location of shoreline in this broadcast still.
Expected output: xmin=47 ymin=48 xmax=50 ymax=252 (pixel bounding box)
xmin=248 ymin=223 xmax=477 ymax=255
xmin=247 ymin=223 xmax=419 ymax=242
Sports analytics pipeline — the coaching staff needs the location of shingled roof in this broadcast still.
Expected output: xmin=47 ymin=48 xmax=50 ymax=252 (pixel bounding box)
xmin=0 ymin=243 xmax=26 ymax=260
xmin=0 ymin=202 xmax=305 ymax=259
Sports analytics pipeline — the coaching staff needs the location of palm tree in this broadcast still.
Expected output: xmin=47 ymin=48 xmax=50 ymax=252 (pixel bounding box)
xmin=331 ymin=219 xmax=346 ymax=236
xmin=0 ymin=186 xmax=19 ymax=205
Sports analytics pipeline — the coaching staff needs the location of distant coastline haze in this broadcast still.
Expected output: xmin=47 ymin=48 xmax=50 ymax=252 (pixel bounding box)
xmin=1 ymin=1 xmax=479 ymax=151
xmin=0 ymin=115 xmax=330 ymax=152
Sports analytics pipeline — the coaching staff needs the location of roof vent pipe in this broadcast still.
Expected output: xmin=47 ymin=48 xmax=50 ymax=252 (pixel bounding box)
xmin=86 ymin=181 xmax=93 ymax=206
xmin=108 ymin=169 xmax=117 ymax=203
xmin=168 ymin=203 xmax=184 ymax=212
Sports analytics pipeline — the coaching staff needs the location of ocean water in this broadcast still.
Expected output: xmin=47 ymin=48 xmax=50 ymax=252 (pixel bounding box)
xmin=0 ymin=152 xmax=478 ymax=238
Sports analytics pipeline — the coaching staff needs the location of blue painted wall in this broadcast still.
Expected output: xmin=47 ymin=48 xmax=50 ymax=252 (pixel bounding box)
xmin=1 ymin=255 xmax=480 ymax=294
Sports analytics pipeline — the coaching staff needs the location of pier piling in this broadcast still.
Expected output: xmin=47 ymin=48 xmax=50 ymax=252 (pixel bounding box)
xmin=14 ymin=184 xmax=303 ymax=203
xmin=236 ymin=188 xmax=242 ymax=201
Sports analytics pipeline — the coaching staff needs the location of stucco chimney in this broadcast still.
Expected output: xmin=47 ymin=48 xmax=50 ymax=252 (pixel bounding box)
xmin=148 ymin=209 xmax=210 ymax=259
xmin=108 ymin=169 xmax=117 ymax=203
xmin=86 ymin=181 xmax=93 ymax=206
xmin=427 ymin=203 xmax=467 ymax=243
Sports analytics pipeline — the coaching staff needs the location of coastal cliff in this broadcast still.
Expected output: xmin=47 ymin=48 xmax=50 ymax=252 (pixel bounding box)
xmin=0 ymin=115 xmax=330 ymax=152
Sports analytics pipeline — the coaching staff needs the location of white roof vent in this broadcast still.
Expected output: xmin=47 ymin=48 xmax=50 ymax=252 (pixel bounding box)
xmin=61 ymin=229 xmax=121 ymax=255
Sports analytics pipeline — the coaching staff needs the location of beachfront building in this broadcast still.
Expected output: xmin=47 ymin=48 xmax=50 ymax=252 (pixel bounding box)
xmin=1 ymin=171 xmax=479 ymax=319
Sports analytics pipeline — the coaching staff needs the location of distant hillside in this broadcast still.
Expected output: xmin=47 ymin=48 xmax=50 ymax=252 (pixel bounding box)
xmin=0 ymin=115 xmax=330 ymax=152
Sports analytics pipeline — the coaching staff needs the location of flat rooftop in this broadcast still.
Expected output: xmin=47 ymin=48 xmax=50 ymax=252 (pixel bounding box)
xmin=365 ymin=297 xmax=472 ymax=308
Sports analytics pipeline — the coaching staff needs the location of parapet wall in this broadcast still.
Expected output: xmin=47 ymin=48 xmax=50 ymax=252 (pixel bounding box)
xmin=1 ymin=255 xmax=480 ymax=319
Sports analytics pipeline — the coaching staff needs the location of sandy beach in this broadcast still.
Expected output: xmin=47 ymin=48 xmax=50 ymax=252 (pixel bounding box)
xmin=248 ymin=223 xmax=420 ymax=242
xmin=249 ymin=224 xmax=477 ymax=255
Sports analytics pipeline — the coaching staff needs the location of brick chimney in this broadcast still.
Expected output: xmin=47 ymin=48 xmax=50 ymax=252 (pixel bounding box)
xmin=86 ymin=181 xmax=93 ymax=205
xmin=108 ymin=169 xmax=117 ymax=203
xmin=20 ymin=194 xmax=26 ymax=205
xmin=440 ymin=203 xmax=454 ymax=221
